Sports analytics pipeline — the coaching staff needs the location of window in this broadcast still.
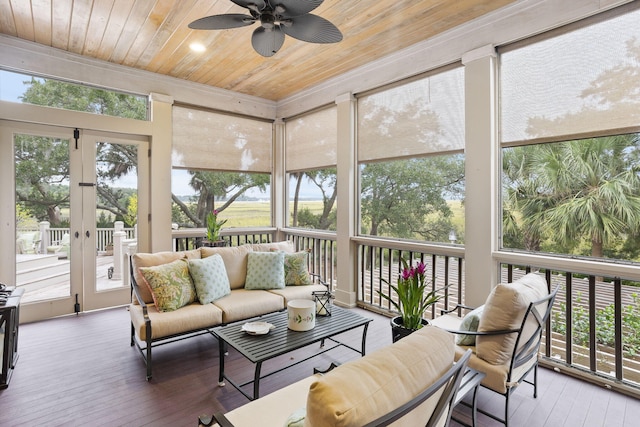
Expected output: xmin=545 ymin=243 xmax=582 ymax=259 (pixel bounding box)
xmin=357 ymin=66 xmax=465 ymax=243
xmin=0 ymin=69 xmax=148 ymax=120
xmin=285 ymin=106 xmax=337 ymax=230
xmin=171 ymin=106 xmax=273 ymax=229
xmin=500 ymin=5 xmax=640 ymax=262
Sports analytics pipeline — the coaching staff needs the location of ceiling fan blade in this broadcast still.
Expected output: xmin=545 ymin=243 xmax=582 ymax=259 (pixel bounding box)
xmin=272 ymin=0 xmax=323 ymax=17
xmin=188 ymin=14 xmax=255 ymax=30
xmin=281 ymin=14 xmax=342 ymax=44
xmin=231 ymin=0 xmax=267 ymax=13
xmin=251 ymin=26 xmax=285 ymax=57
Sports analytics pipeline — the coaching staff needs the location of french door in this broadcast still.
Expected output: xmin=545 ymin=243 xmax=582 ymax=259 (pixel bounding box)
xmin=2 ymin=121 xmax=148 ymax=322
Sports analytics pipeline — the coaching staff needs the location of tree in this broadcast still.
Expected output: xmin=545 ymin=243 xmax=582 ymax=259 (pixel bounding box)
xmin=503 ymin=37 xmax=640 ymax=259
xmin=172 ymin=171 xmax=270 ymax=228
xmin=360 ymin=155 xmax=464 ymax=242
xmin=16 ymin=78 xmax=147 ymax=225
xmin=15 ymin=135 xmax=70 ymax=226
xmin=290 ymin=168 xmax=337 ymax=230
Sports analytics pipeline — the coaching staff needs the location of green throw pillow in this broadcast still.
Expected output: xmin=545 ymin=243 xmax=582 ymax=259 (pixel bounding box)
xmin=188 ymin=254 xmax=231 ymax=304
xmin=284 ymin=251 xmax=313 ymax=285
xmin=139 ymin=258 xmax=196 ymax=312
xmin=244 ymin=251 xmax=285 ymax=290
xmin=284 ymin=407 xmax=306 ymax=427
xmin=456 ymin=305 xmax=484 ymax=346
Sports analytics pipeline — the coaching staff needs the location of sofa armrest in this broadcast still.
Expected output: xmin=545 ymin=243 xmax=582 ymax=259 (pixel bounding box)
xmin=309 ymin=272 xmax=329 ymax=289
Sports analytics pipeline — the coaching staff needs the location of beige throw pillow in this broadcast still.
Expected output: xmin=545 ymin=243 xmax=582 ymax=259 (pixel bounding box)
xmin=476 ymin=273 xmax=548 ymax=365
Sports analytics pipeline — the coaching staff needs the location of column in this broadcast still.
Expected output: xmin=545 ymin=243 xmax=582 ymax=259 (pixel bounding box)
xmin=462 ymin=45 xmax=499 ymax=306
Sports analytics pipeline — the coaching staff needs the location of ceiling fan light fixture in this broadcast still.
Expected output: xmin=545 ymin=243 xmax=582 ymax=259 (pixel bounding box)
xmin=260 ymin=13 xmax=275 ymax=29
xmin=189 ymin=42 xmax=206 ymax=52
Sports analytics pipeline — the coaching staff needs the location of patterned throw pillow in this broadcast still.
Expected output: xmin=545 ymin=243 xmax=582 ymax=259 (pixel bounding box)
xmin=456 ymin=305 xmax=484 ymax=346
xmin=284 ymin=251 xmax=313 ymax=285
xmin=188 ymin=254 xmax=231 ymax=304
xmin=245 ymin=251 xmax=285 ymax=290
xmin=139 ymin=258 xmax=196 ymax=312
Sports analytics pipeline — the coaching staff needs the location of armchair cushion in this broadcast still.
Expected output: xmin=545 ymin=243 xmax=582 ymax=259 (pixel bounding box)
xmin=304 ymin=326 xmax=454 ymax=427
xmin=476 ymin=273 xmax=548 ymax=365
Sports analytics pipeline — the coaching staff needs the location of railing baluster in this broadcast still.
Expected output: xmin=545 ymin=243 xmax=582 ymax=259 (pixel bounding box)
xmin=614 ymin=277 xmax=623 ymax=381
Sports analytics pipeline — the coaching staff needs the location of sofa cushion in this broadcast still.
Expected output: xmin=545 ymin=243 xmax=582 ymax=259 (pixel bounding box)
xmin=252 ymin=240 xmax=295 ymax=253
xmin=139 ymin=258 xmax=197 ymax=312
xmin=245 ymin=251 xmax=286 ymax=290
xmin=201 ymin=244 xmax=252 ymax=290
xmin=132 ymin=250 xmax=201 ymax=304
xmin=188 ymin=254 xmax=231 ymax=304
xmin=456 ymin=305 xmax=484 ymax=346
xmin=284 ymin=251 xmax=313 ymax=285
xmin=130 ymin=301 xmax=223 ymax=341
xmin=476 ymin=273 xmax=548 ymax=365
xmin=268 ymin=284 xmax=328 ymax=305
xmin=212 ymin=289 xmax=285 ymax=323
xmin=304 ymin=325 xmax=454 ymax=427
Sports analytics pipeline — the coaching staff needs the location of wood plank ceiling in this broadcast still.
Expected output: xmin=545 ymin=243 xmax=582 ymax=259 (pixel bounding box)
xmin=0 ymin=0 xmax=516 ymax=101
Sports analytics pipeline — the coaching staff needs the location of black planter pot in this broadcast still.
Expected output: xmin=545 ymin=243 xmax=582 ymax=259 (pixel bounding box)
xmin=390 ymin=316 xmax=430 ymax=343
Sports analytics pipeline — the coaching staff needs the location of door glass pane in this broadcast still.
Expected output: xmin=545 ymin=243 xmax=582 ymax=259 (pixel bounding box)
xmin=95 ymin=141 xmax=138 ymax=292
xmin=15 ymin=134 xmax=71 ymax=303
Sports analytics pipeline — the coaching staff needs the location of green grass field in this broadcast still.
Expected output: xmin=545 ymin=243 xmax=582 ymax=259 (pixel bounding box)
xmin=219 ymin=200 xmax=326 ymax=227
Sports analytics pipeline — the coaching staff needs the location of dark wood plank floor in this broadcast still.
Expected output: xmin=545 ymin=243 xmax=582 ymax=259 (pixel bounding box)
xmin=1 ymin=306 xmax=639 ymax=426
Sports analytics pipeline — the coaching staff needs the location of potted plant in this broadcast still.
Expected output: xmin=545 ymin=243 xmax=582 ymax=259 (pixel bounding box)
xmin=377 ymin=259 xmax=445 ymax=342
xmin=204 ymin=209 xmax=228 ymax=247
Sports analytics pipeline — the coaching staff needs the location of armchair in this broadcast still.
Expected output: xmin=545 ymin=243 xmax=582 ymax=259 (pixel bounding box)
xmin=430 ymin=273 xmax=558 ymax=427
xmin=46 ymin=233 xmax=70 ymax=259
xmin=16 ymin=232 xmax=40 ymax=254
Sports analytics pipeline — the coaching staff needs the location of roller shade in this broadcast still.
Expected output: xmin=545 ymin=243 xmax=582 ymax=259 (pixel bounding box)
xmin=285 ymin=106 xmax=337 ymax=171
xmin=357 ymin=66 xmax=464 ymax=163
xmin=172 ymin=106 xmax=272 ymax=172
xmin=500 ymin=7 xmax=640 ymax=144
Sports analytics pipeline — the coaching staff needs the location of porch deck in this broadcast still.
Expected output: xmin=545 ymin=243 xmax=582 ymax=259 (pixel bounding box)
xmin=16 ymin=253 xmax=119 ymax=303
xmin=1 ymin=305 xmax=638 ymax=426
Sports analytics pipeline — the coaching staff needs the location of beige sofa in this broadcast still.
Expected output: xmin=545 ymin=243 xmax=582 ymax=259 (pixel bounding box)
xmin=129 ymin=241 xmax=328 ymax=380
xmin=202 ymin=325 xmax=468 ymax=427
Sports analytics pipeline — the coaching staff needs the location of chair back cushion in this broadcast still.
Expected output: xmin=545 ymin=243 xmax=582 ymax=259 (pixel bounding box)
xmin=304 ymin=326 xmax=454 ymax=427
xmin=476 ymin=273 xmax=548 ymax=365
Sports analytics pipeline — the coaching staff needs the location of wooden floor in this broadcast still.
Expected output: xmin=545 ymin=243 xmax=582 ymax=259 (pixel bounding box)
xmin=1 ymin=307 xmax=639 ymax=427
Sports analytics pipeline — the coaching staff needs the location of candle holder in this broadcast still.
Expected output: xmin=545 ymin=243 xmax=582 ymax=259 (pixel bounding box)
xmin=313 ymin=290 xmax=333 ymax=316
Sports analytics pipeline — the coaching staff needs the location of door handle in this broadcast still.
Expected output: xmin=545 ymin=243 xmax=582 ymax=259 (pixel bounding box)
xmin=75 ymin=231 xmax=79 ymax=238
xmin=85 ymin=230 xmax=90 ymax=238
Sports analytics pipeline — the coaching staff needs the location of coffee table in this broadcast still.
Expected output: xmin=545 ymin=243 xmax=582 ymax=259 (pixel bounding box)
xmin=213 ymin=305 xmax=372 ymax=400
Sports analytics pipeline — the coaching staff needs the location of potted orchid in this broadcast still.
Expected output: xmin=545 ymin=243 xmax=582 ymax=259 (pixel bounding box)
xmin=377 ymin=259 xmax=445 ymax=342
xmin=205 ymin=209 xmax=228 ymax=245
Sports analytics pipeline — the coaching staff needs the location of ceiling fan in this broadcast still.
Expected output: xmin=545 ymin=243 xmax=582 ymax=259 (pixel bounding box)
xmin=188 ymin=0 xmax=343 ymax=57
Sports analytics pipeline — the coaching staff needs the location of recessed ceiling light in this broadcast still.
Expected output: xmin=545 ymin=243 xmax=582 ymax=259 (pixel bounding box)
xmin=190 ymin=43 xmax=206 ymax=52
